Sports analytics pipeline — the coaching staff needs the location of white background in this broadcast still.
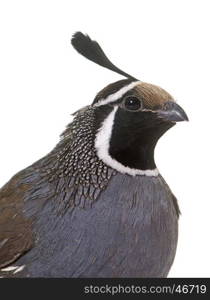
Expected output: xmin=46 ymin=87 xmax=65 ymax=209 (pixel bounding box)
xmin=0 ymin=0 xmax=209 ymax=277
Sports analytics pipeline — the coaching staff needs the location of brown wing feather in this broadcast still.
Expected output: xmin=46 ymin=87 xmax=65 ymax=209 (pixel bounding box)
xmin=0 ymin=172 xmax=34 ymax=268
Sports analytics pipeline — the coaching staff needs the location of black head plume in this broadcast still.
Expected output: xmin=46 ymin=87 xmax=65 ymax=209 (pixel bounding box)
xmin=71 ymin=32 xmax=137 ymax=80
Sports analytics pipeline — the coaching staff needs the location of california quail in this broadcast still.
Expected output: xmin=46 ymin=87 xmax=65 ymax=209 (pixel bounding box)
xmin=0 ymin=32 xmax=188 ymax=278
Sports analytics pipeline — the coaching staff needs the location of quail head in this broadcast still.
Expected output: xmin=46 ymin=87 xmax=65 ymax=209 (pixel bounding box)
xmin=0 ymin=32 xmax=188 ymax=278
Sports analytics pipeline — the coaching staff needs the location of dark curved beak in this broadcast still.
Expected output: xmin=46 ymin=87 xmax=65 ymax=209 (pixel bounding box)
xmin=157 ymin=101 xmax=189 ymax=122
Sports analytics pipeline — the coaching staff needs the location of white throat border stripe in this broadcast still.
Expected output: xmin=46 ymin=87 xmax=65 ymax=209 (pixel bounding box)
xmin=94 ymin=81 xmax=141 ymax=107
xmin=95 ymin=106 xmax=159 ymax=177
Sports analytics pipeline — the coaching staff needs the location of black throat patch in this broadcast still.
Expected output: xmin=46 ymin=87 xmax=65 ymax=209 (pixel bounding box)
xmin=109 ymin=109 xmax=174 ymax=170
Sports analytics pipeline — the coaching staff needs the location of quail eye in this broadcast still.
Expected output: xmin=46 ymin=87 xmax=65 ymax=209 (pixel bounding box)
xmin=123 ymin=96 xmax=142 ymax=111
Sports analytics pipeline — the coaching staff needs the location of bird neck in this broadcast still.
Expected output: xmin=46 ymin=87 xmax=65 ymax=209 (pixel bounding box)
xmin=41 ymin=106 xmax=116 ymax=197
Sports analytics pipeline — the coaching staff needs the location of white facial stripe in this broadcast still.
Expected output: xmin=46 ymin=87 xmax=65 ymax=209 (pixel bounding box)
xmin=94 ymin=81 xmax=141 ymax=107
xmin=95 ymin=106 xmax=159 ymax=177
